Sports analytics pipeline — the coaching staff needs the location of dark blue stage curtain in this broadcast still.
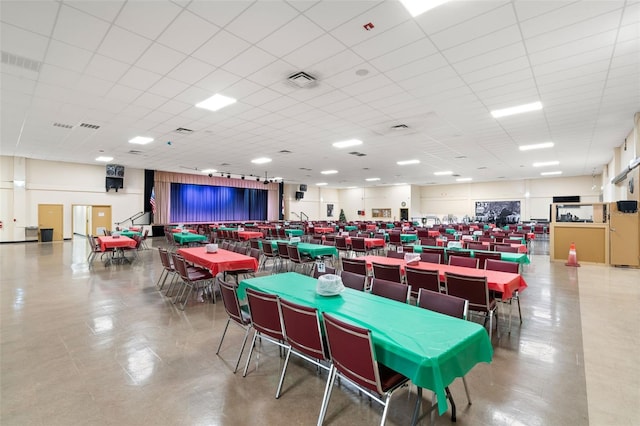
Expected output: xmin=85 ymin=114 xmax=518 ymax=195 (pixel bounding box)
xmin=170 ymin=183 xmax=268 ymax=222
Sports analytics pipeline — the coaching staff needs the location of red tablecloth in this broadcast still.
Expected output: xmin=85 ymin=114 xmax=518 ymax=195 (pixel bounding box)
xmin=98 ymin=236 xmax=137 ymax=251
xmin=427 ymin=230 xmax=441 ymax=237
xmin=177 ymin=247 xmax=258 ymax=275
xmin=345 ymin=237 xmax=386 ymax=249
xmin=358 ymin=255 xmax=527 ymax=300
xmin=313 ymin=227 xmax=334 ymax=234
xmin=482 ymin=242 xmax=528 ymax=253
xmin=171 ymin=228 xmax=197 ymax=233
xmin=237 ymin=231 xmax=264 ymax=240
xmin=366 ymin=224 xmax=377 ymax=231
xmin=128 ymin=226 xmax=141 ymax=232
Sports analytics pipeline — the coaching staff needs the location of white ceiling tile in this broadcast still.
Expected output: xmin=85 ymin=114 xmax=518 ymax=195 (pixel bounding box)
xmin=304 ymin=1 xmax=379 ymax=31
xmin=382 ymin=54 xmax=449 ymax=82
xmin=430 ymin=4 xmax=517 ymax=51
xmin=0 ymin=0 xmax=59 ymax=36
xmin=304 ymin=90 xmax=349 ymax=108
xmin=221 ymin=46 xmax=277 ymax=78
xmin=63 ymin=1 xmax=125 ymax=22
xmin=528 ymin=30 xmax=618 ymax=66
xmin=621 ymin=2 xmax=640 ymax=26
xmin=167 ymin=57 xmax=213 ymax=85
xmin=44 ymin=40 xmax=93 ymax=72
xmin=257 ymin=15 xmax=325 ymax=58
xmin=146 ymin=76 xmax=189 ymax=98
xmin=115 ymin=1 xmax=182 ymax=40
xmin=156 ymin=99 xmax=191 ymax=115
xmin=105 ymin=84 xmax=143 ymax=103
xmin=525 ymin=9 xmax=624 ymax=53
xmin=536 ymin=59 xmax=611 ymax=86
xmin=191 ymin=30 xmax=251 ymax=67
xmin=118 ymin=66 xmax=163 ymax=91
xmin=513 ymin=0 xmax=572 ymax=22
xmin=460 ymin=56 xmax=531 ymax=84
xmin=98 ymin=26 xmax=153 ymax=64
xmin=452 ymin=43 xmax=526 ymax=75
xmin=157 ymin=10 xmax=220 ymax=55
xmin=1 ymin=23 xmax=50 ymax=62
xmin=221 ymin=78 xmax=262 ymax=100
xmin=618 ymin=22 xmax=640 ymax=43
xmin=369 ymin=38 xmax=438 ymax=72
xmin=416 ymin=1 xmax=509 ymax=35
xmin=533 ymin=46 xmax=614 ymax=76
xmin=195 ymin=68 xmax=242 ymax=93
xmin=83 ymin=54 xmax=130 ymax=83
xmin=187 ymin=0 xmax=251 ymax=27
xmin=351 ymin=20 xmax=423 ymax=61
xmin=225 ymin=1 xmax=299 ymax=44
xmin=308 ymin=49 xmax=366 ymax=80
xmin=398 ymin=65 xmax=459 ymax=91
xmin=143 ymin=110 xmax=175 ymax=124
xmin=74 ymin=74 xmax=114 ymax=97
xmin=520 ymin=1 xmax=625 ymax=39
xmin=38 ymin=64 xmax=80 ymax=88
xmin=242 ymin=88 xmax=285 ymax=107
xmin=442 ymin=25 xmax=522 ymax=64
xmin=324 ymin=64 xmax=380 ymax=89
xmin=329 ymin=1 xmax=411 ymax=48
xmin=340 ymin=74 xmax=394 ymax=96
xmin=53 ymin=5 xmax=111 ymax=51
xmin=135 ymin=43 xmax=186 ymax=75
xmin=283 ymin=34 xmax=345 ymax=70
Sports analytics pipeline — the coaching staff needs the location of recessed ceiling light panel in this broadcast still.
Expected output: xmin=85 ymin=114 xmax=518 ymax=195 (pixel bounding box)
xmin=316 ymin=182 xmax=328 ymax=186
xmin=456 ymin=177 xmax=472 ymax=182
xmin=396 ymin=159 xmax=420 ymax=166
xmin=196 ymin=94 xmax=237 ymax=112
xmin=321 ymin=170 xmax=338 ymax=175
xmin=399 ymin=0 xmax=450 ymax=17
xmin=434 ymin=171 xmax=453 ymax=176
xmin=491 ymin=101 xmax=542 ymax=118
xmin=519 ymin=142 xmax=554 ymax=151
xmin=541 ymin=171 xmax=562 ymax=176
xmin=201 ymin=169 xmax=217 ymax=173
xmin=333 ymin=139 xmax=362 ymax=148
xmin=251 ymin=157 xmax=272 ymax=164
xmin=95 ymin=156 xmax=113 ymax=162
xmin=365 ymin=177 xmax=380 ymax=181
xmin=128 ymin=136 xmax=154 ymax=145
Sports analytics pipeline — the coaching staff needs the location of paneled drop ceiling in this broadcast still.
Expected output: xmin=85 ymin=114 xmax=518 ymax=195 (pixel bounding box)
xmin=1 ymin=0 xmax=638 ymax=187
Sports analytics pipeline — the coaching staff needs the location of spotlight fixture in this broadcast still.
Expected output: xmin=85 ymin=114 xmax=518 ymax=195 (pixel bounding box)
xmin=227 ymin=174 xmax=231 ymax=179
xmin=241 ymin=175 xmax=245 ymax=180
xmin=256 ymin=177 xmax=260 ymax=182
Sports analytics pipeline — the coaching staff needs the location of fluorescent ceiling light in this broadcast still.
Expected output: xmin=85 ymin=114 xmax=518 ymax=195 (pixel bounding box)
xmin=345 ymin=186 xmax=357 ymax=189
xmin=128 ymin=136 xmax=153 ymax=145
xmin=541 ymin=171 xmax=562 ymax=176
xmin=316 ymin=182 xmax=328 ymax=186
xmin=533 ymin=161 xmax=559 ymax=167
xmin=13 ymin=180 xmax=25 ymax=187
xmin=396 ymin=159 xmax=420 ymax=166
xmin=434 ymin=171 xmax=453 ymax=176
xmin=195 ymin=94 xmax=237 ymax=112
xmin=251 ymin=157 xmax=272 ymax=164
xmin=332 ymin=139 xmax=362 ymax=148
xmin=399 ymin=0 xmax=450 ymax=17
xmin=321 ymin=170 xmax=338 ymax=175
xmin=519 ymin=142 xmax=554 ymax=151
xmin=456 ymin=177 xmax=473 ymax=182
xmin=490 ymin=101 xmax=542 ymax=118
xmin=201 ymin=169 xmax=217 ymax=173
xmin=365 ymin=178 xmax=380 ymax=181
xmin=95 ymin=156 xmax=113 ymax=162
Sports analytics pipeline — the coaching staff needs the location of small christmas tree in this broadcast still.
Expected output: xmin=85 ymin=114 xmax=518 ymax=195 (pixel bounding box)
xmin=339 ymin=208 xmax=346 ymax=223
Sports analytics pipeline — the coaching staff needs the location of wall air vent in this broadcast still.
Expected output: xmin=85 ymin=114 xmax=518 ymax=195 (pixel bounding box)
xmin=175 ymin=127 xmax=193 ymax=134
xmin=53 ymin=122 xmax=74 ymax=129
xmin=349 ymin=152 xmax=367 ymax=157
xmin=287 ymin=71 xmax=317 ymax=88
xmin=1 ymin=51 xmax=42 ymax=72
xmin=79 ymin=123 xmax=100 ymax=129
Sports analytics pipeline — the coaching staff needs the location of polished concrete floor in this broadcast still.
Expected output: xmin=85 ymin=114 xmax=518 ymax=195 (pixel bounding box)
xmin=1 ymin=236 xmax=638 ymax=425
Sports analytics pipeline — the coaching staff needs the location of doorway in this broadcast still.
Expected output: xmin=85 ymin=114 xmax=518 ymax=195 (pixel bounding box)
xmin=38 ymin=204 xmax=63 ymax=241
xmin=400 ymin=208 xmax=409 ymax=221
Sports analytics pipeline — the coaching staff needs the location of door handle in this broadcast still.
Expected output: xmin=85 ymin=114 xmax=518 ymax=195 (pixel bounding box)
xmin=610 ymin=227 xmax=616 ymax=232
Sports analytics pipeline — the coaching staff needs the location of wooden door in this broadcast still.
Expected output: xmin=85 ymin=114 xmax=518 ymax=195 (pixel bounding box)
xmin=91 ymin=205 xmax=112 ymax=236
xmin=610 ymin=203 xmax=639 ymax=266
xmin=400 ymin=208 xmax=409 ymax=221
xmin=38 ymin=204 xmax=63 ymax=241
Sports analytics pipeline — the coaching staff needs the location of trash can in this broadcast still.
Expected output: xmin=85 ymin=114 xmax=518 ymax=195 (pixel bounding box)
xmin=40 ymin=228 xmax=53 ymax=242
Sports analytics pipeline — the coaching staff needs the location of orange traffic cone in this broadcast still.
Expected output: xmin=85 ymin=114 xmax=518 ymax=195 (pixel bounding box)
xmin=565 ymin=242 xmax=580 ymax=267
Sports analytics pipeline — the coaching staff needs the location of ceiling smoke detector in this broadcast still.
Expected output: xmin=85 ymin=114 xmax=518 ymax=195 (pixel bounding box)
xmin=287 ymin=71 xmax=317 ymax=88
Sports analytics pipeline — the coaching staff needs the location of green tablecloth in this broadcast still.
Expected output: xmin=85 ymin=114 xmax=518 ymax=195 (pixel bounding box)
xmin=118 ymin=230 xmax=141 ymax=238
xmin=284 ymin=229 xmax=304 ymax=236
xmin=217 ymin=227 xmax=238 ymax=231
xmin=445 ymin=228 xmax=457 ymax=234
xmin=173 ymin=233 xmax=207 ymax=245
xmin=400 ymin=234 xmax=418 ymax=243
xmin=344 ymin=226 xmax=358 ymax=231
xmin=385 ymin=223 xmax=395 ymax=229
xmin=239 ymin=273 xmax=493 ymax=415
xmin=261 ymin=240 xmax=338 ymax=259
xmin=412 ymin=245 xmax=530 ymax=264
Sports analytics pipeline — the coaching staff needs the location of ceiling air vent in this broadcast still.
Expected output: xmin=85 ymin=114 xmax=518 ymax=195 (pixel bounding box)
xmin=79 ymin=123 xmax=100 ymax=129
xmin=128 ymin=150 xmax=143 ymax=155
xmin=1 ymin=51 xmax=42 ymax=72
xmin=287 ymin=71 xmax=317 ymax=88
xmin=390 ymin=124 xmax=409 ymax=130
xmin=349 ymin=151 xmax=367 ymax=157
xmin=53 ymin=122 xmax=74 ymax=129
xmin=175 ymin=127 xmax=193 ymax=134
xmin=299 ymin=167 xmax=312 ymax=171
xmin=279 ymin=150 xmax=292 ymax=154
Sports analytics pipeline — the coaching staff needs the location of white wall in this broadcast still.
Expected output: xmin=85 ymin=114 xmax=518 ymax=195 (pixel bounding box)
xmin=284 ymin=184 xmax=340 ymax=221
xmin=1 ymin=156 xmax=145 ymax=242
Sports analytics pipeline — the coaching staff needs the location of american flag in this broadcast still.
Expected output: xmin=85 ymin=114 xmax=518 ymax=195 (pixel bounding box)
xmin=150 ymin=187 xmax=156 ymax=215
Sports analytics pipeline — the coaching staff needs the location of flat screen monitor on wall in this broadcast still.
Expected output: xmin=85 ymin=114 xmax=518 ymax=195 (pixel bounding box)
xmin=106 ymin=177 xmax=124 ymax=192
xmin=299 ymin=184 xmax=307 ymax=192
xmin=295 ymin=191 xmax=304 ymax=200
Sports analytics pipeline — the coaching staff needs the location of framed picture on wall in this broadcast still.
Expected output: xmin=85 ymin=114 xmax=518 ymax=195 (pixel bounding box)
xmin=372 ymin=208 xmax=391 ymax=218
xmin=327 ymin=204 xmax=334 ymax=217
